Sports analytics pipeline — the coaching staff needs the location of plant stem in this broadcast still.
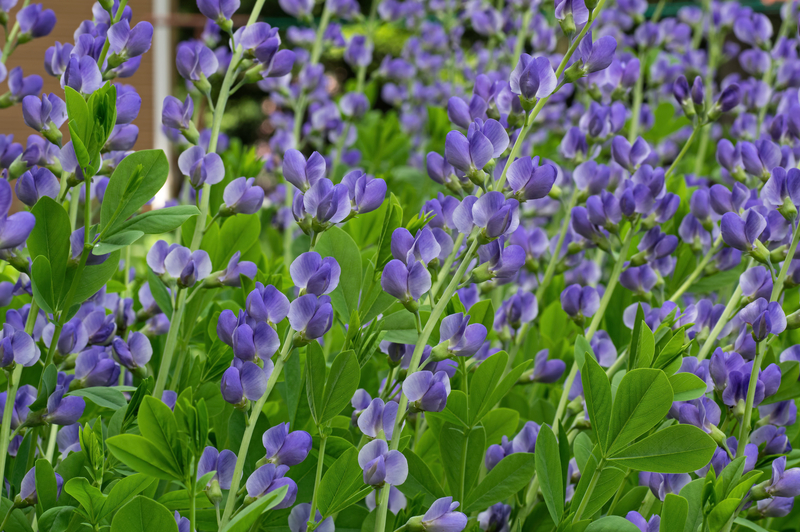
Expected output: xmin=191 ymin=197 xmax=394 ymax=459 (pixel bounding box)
xmin=771 ymin=221 xmax=800 ymax=302
xmin=375 ymin=240 xmax=480 ymax=532
xmin=0 ymin=364 xmax=23 ymax=486
xmin=220 ymin=334 xmax=294 ymax=527
xmin=152 ymin=288 xmax=185 ymax=399
xmin=738 ymin=341 xmax=766 ymax=456
xmin=668 ymin=235 xmax=722 ymax=301
xmin=536 ymin=191 xmax=578 ymax=302
xmin=627 ymin=51 xmax=645 ymax=143
xmin=665 ymin=123 xmax=704 ymax=179
xmin=96 ymin=0 xmax=129 ymax=68
xmin=431 ymin=233 xmax=465 ymax=299
xmin=697 ymin=259 xmax=753 ymax=361
xmin=573 ymin=459 xmax=606 ymax=522
xmin=306 ymin=431 xmax=329 ymax=531
xmin=0 ymin=0 xmax=30 ymax=62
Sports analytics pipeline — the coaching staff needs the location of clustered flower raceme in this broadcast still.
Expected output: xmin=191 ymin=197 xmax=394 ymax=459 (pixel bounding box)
xmin=1 ymin=0 xmax=800 ymax=531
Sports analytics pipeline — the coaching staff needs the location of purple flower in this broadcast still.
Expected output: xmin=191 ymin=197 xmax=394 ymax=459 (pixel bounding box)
xmin=340 ymin=92 xmax=369 ymax=119
xmin=436 ymin=313 xmax=487 ymax=358
xmin=626 ymin=511 xmax=660 ymax=532
xmin=344 ymin=35 xmax=373 ymax=68
xmin=739 ymin=298 xmax=787 ymax=341
xmin=761 ymin=167 xmax=800 ymax=219
xmin=44 ymin=42 xmax=72 ymax=77
xmin=447 ymin=95 xmax=487 ymax=129
xmin=296 ymin=178 xmax=352 ymax=229
xmin=43 ymin=318 xmax=88 ymax=357
xmin=0 ymin=325 xmax=39 ymax=367
xmin=0 ymin=385 xmax=36 ymax=429
xmin=453 ymin=192 xmax=520 ymax=241
xmin=445 ymin=119 xmax=509 ymax=176
xmin=57 ymin=424 xmax=81 ymax=456
xmin=245 ymin=464 xmax=297 ymax=508
xmin=741 ymin=267 xmax=773 ymax=302
xmin=381 ymin=259 xmax=431 ymax=308
xmin=163 ymin=246 xmax=213 ymax=288
xmin=509 ymin=54 xmax=557 ymax=102
xmin=21 ymin=93 xmax=66 ymax=140
xmin=403 ymin=370 xmax=450 ymax=413
xmin=111 ymin=332 xmax=152 ymax=372
xmin=221 ymin=359 xmax=271 ymax=405
xmin=740 ymin=140 xmax=781 ymax=181
xmin=733 ymin=12 xmax=772 ymax=48
xmin=198 ymin=446 xmax=236 ymax=490
xmin=289 ymin=504 xmax=334 ymax=532
xmin=676 ymin=397 xmax=720 ymax=433
xmin=530 ymin=350 xmax=566 ymax=383
xmin=220 ymin=177 xmax=265 ymax=216
xmin=646 ymin=473 xmax=690 ymax=501
xmin=288 ymin=294 xmax=334 ymax=343
xmin=478 ymin=503 xmax=511 ymax=532
xmin=474 ymin=239 xmax=526 ymax=284
xmin=16 ymin=4 xmax=55 ymax=40
xmin=763 ymin=457 xmax=800 ymax=497
xmin=19 ymin=467 xmax=63 ymax=507
xmin=710 ymin=182 xmax=749 ymax=215
xmin=15 ymin=167 xmax=58 ymax=207
xmin=176 ymin=41 xmax=219 ymax=84
xmin=74 ymin=347 xmax=120 ymax=388
xmin=341 ymin=170 xmax=386 ymax=215
xmin=61 ymin=56 xmax=102 ymax=95
xmin=391 ymin=227 xmax=441 ymax=266
xmin=246 ymin=283 xmax=290 ymax=326
xmin=751 ymin=424 xmax=792 ymax=455
xmin=495 ymin=291 xmax=538 ymax=332
xmin=214 ymin=251 xmax=258 ymax=287
xmin=108 ymin=20 xmax=153 ymax=63
xmin=417 ymin=497 xmax=468 ymax=532
xmin=357 ymin=398 xmax=398 ymax=439
xmin=720 ymin=209 xmax=766 ymax=252
xmin=178 ymin=146 xmax=225 ymax=187
xmin=620 ymin=265 xmax=658 ymax=295
xmin=106 ymin=124 xmax=139 ymax=151
xmin=263 ymin=422 xmax=312 ymax=466
xmin=506 ymin=157 xmax=557 ymax=200
xmin=162 ymin=95 xmax=196 ymax=139
xmin=282 ymin=150 xmax=326 ymax=192
xmin=755 ymin=497 xmax=793 ymax=518
xmin=217 ymin=309 xmax=279 ymax=361
xmin=560 ymin=284 xmax=599 ymax=320
xmin=759 ymin=401 xmax=797 ymax=427
xmin=8 ymin=67 xmax=43 ymax=102
xmin=197 ymin=0 xmax=240 ymax=27
xmin=611 ymin=136 xmax=651 ymax=172
xmin=291 ymin=252 xmax=340 ymax=296
xmin=278 ymin=0 xmax=314 ymax=19
xmin=44 ymin=387 xmax=85 ymax=425
xmin=358 ymin=439 xmax=408 ymax=486
xmin=576 ymin=32 xmax=617 ymax=74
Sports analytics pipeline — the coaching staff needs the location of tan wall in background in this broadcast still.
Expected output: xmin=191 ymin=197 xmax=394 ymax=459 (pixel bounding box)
xmin=1 ymin=0 xmax=156 ymax=149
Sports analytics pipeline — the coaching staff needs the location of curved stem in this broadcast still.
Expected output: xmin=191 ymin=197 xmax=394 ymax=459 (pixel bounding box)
xmin=771 ymin=221 xmax=800 ymax=302
xmin=627 ymin=51 xmax=645 ymax=143
xmin=431 ymin=234 xmax=465 ymax=299
xmin=152 ymin=288 xmax=186 ymax=399
xmin=737 ymin=341 xmax=765 ymax=456
xmin=306 ymin=431 xmax=328 ymax=532
xmin=667 ymin=235 xmax=722 ymax=302
xmin=665 ymin=124 xmax=703 ymax=179
xmin=573 ymin=459 xmax=606 ymax=522
xmin=697 ymin=258 xmax=753 ymax=361
xmin=96 ymin=0 xmax=129 ymax=68
xmin=0 ymin=364 xmax=23 ymax=486
xmin=220 ymin=334 xmax=294 ymax=527
xmin=536 ymin=191 xmax=578 ymax=302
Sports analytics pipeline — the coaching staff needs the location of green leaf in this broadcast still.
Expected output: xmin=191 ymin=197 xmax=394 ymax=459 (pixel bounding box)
xmin=571 ymin=449 xmax=626 ymax=519
xmin=138 ymin=396 xmax=183 ymax=471
xmin=317 ymin=447 xmax=367 ymax=516
xmin=0 ymin=498 xmax=33 ymax=532
xmin=440 ymin=423 xmax=485 ymax=502
xmin=99 ymin=474 xmax=156 ymax=521
xmin=668 ymin=373 xmax=707 ymax=401
xmin=65 ymin=477 xmax=106 ymax=523
xmin=627 ymin=304 xmax=646 ymax=371
xmin=582 ymin=355 xmax=612 ymax=456
xmin=468 ymin=351 xmax=507 ymax=424
xmin=574 ymin=432 xmax=593 ymax=474
xmin=107 ymin=434 xmax=183 ymax=480
xmin=635 ymin=323 xmax=656 ymax=368
xmin=315 ymin=227 xmax=362 ymax=318
xmin=69 ymin=250 xmax=122 ymax=307
xmin=319 ymin=350 xmax=360 ymax=425
xmin=680 ymin=479 xmax=704 ymax=532
xmin=112 ymin=206 xmax=200 ymax=235
xmin=608 ymin=424 xmax=717 ymax=473
xmin=479 ymin=358 xmax=533 ymax=422
xmin=219 ymin=486 xmax=288 ymax=532
xmin=464 ymin=452 xmax=536 ymax=513
xmin=305 ymin=342 xmax=326 ymax=426
xmin=398 ymin=449 xmax=447 ymax=505
xmin=214 ymin=213 xmax=261 ymax=269
xmin=661 ymin=493 xmax=688 ymax=532
xmin=574 ymin=334 xmax=594 ymax=369
xmin=28 ymin=197 xmax=71 ymax=291
xmin=535 ymin=425 xmax=563 ymax=524
xmin=34 ymin=459 xmax=59 ymax=512
xmin=147 ymin=267 xmax=173 ymax=317
xmin=110 ymin=496 xmax=179 ymax=532
xmin=65 ymin=86 xmax=90 ymax=136
xmin=707 ymin=498 xmax=740 ymax=532
xmin=68 ymin=387 xmax=128 ymax=410
xmin=480 ymin=408 xmax=519 ymax=447
xmin=372 ymin=194 xmax=403 ymax=282
xmin=467 ymin=300 xmax=494 ymax=331
xmin=584 ymin=516 xmax=642 ymax=532
xmin=94 ymin=231 xmax=145 ymax=254
xmin=606 ymin=368 xmax=673 ymax=455
xmin=30 ymin=256 xmax=56 ymax=314
xmin=38 ymin=506 xmax=74 ymax=532
xmin=732 ymin=518 xmax=771 ymax=532
xmin=100 ymin=150 xmax=170 ymax=235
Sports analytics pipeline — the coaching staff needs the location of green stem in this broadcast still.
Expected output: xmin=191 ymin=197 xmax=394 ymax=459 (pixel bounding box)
xmin=737 ymin=341 xmax=766 ymax=456
xmin=220 ymin=334 xmax=294 ymax=527
xmin=189 ymin=472 xmax=197 ymax=532
xmin=665 ymin=124 xmax=704 ymax=179
xmin=152 ymin=288 xmax=186 ymax=399
xmin=667 ymin=235 xmax=722 ymax=301
xmin=0 ymin=0 xmax=30 ymax=62
xmin=96 ymin=0 xmax=130 ymax=68
xmin=771 ymin=221 xmax=800 ymax=302
xmin=573 ymin=459 xmax=606 ymax=522
xmin=306 ymin=431 xmax=329 ymax=531
xmin=697 ymin=259 xmax=753 ymax=361
xmin=69 ymin=186 xmax=80 ymax=230
xmin=536 ymin=191 xmax=578 ymax=302
xmin=512 ymin=10 xmax=534 ymax=61
xmin=604 ymin=347 xmax=629 ymax=377
xmin=0 ymin=364 xmax=23 ymax=486
xmin=430 ymin=233 xmax=465 ymax=299
xmin=627 ymin=51 xmax=645 ymax=143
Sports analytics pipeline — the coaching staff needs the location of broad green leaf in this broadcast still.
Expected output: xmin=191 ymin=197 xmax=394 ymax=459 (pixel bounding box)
xmin=661 ymin=493 xmax=688 ymax=532
xmin=669 ymin=373 xmax=707 ymax=401
xmin=30 ymin=256 xmax=56 ymax=313
xmin=146 ymin=267 xmax=173 ymax=317
xmin=584 ymin=516 xmax=642 ymax=532
xmin=464 ymin=452 xmax=536 ymax=513
xmin=707 ymin=498 xmax=740 ymax=532
xmin=606 ymin=368 xmax=673 ymax=455
xmin=608 ymin=424 xmax=717 ymax=473
xmin=0 ymin=498 xmax=33 ymax=532
xmin=65 ymin=86 xmax=90 ymax=137
xmin=635 ymin=323 xmax=656 ymax=368
xmin=399 ymin=449 xmax=446 ymax=505
xmin=574 ymin=334 xmax=594 ymax=369
xmin=315 ymin=227 xmax=362 ymax=318
xmin=219 ymin=486 xmax=288 ymax=532
xmin=214 ymin=212 xmax=261 ymax=269
xmin=38 ymin=506 xmax=74 ymax=532
xmin=68 ymin=387 xmax=128 ymax=410
xmin=733 ymin=518 xmax=771 ymax=532
xmin=680 ymin=479 xmax=704 ymax=532
xmin=440 ymin=423 xmax=485 ymax=502
xmin=100 ymin=150 xmax=170 ymax=235
xmin=106 ymin=434 xmax=183 ymax=480
xmin=573 ymin=432 xmax=593 ymax=474
xmin=535 ymin=425 xmax=563 ymax=524
xmin=138 ymin=396 xmax=182 ymax=471
xmin=571 ymin=449 xmax=626 ymax=519
xmin=480 ymin=408 xmax=518 ymax=447
xmin=112 ymin=205 xmax=200 ymax=235
xmin=34 ymin=459 xmax=59 ymax=512
xmin=317 ymin=447 xmax=368 ymax=516
xmin=94 ymin=231 xmax=145 ymax=254
xmin=305 ymin=342 xmax=326 ymax=425
xmin=467 ymin=300 xmax=494 ymax=332
xmin=98 ymin=474 xmax=156 ymax=521
xmin=582 ymin=355 xmax=612 ymax=455
xmin=68 ymin=250 xmax=122 ymax=308
xmin=372 ymin=194 xmax=403 ymax=282
xmin=478 ymin=358 xmax=532 ymax=422
xmin=319 ymin=350 xmax=360 ymax=424
xmin=627 ymin=304 xmax=646 ymax=371
xmin=110 ymin=496 xmax=178 ymax=532
xmin=28 ymin=197 xmax=71 ymax=291
xmin=469 ymin=351 xmax=507 ymax=424
xmin=65 ymin=477 xmax=106 ymax=523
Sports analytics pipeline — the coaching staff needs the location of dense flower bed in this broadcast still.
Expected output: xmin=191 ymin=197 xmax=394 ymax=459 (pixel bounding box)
xmin=0 ymin=0 xmax=799 ymax=531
